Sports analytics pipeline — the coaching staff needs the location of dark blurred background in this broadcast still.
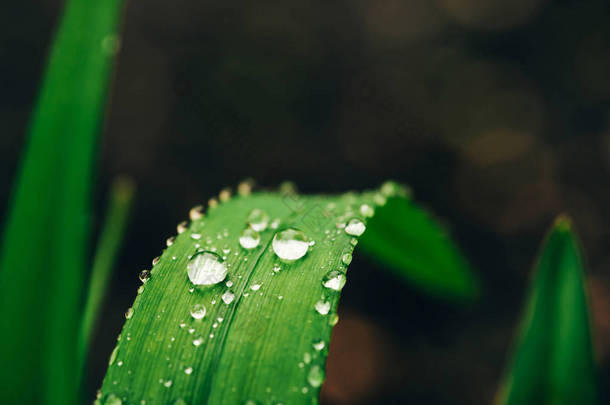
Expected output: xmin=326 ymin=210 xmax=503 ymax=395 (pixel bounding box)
xmin=2 ymin=0 xmax=610 ymax=403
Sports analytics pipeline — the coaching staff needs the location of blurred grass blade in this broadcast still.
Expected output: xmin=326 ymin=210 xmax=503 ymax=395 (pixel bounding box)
xmin=358 ymin=191 xmax=478 ymax=300
xmin=496 ymin=216 xmax=598 ymax=405
xmin=100 ymin=182 xmax=461 ymax=404
xmin=0 ymin=0 xmax=124 ymax=404
xmin=79 ymin=177 xmax=135 ymax=376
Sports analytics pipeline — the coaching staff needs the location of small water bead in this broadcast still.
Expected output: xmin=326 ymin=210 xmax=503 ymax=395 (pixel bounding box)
xmin=190 ymin=304 xmax=206 ymax=320
xmin=359 ymin=204 xmax=375 ymax=217
xmin=237 ymin=180 xmax=253 ymax=196
xmin=304 ymin=352 xmax=312 ymax=364
xmin=329 ymin=313 xmax=339 ymax=326
xmin=341 ymin=253 xmax=352 ymax=265
xmin=173 ymin=400 xmax=187 ymax=405
xmin=208 ymin=198 xmax=218 ymax=208
xmin=166 ymin=236 xmax=175 ymax=247
xmin=177 ymin=221 xmax=188 ymax=234
xmin=103 ymin=394 xmax=122 ymax=405
xmin=139 ymin=270 xmax=151 ymax=283
xmin=125 ymin=307 xmax=134 ymax=319
xmin=222 ymin=290 xmax=235 ymax=304
xmin=219 ymin=188 xmax=231 ymax=202
xmin=273 ymin=264 xmax=281 ymax=272
xmin=109 ymin=346 xmax=118 ymax=366
xmin=344 ymin=218 xmax=366 ymax=236
xmin=322 ymin=271 xmax=346 ymax=291
xmin=189 ymin=205 xmax=204 ymax=220
xmin=184 ymin=367 xmax=193 ymax=375
xmin=193 ymin=337 xmax=203 ymax=346
xmin=239 ymin=228 xmax=261 ymax=249
xmin=152 ymin=256 xmax=160 ymax=266
xmin=226 ymin=280 xmax=233 ymax=287
xmin=272 ymin=229 xmax=309 ymax=261
xmin=307 ymin=365 xmax=325 ymax=388
xmin=313 ymin=340 xmax=325 ymax=351
xmin=270 ymin=218 xmax=281 ymax=229
xmin=163 ymin=380 xmax=173 ymax=388
xmin=250 ymin=284 xmax=261 ymax=291
xmin=187 ymin=251 xmax=227 ymax=286
xmin=350 ymin=238 xmax=358 ymax=246
xmin=190 ymin=233 xmax=202 ymax=240
xmin=247 ymin=209 xmax=270 ymax=232
xmin=315 ymin=300 xmax=331 ymax=315
xmin=373 ymin=193 xmax=387 ymax=206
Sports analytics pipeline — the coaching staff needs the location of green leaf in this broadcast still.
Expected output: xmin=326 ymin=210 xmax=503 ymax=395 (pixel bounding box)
xmin=0 ymin=0 xmax=124 ymax=404
xmin=79 ymin=177 xmax=135 ymax=378
xmin=358 ymin=191 xmax=478 ymax=300
xmin=495 ymin=216 xmax=598 ymax=405
xmin=99 ymin=182 xmax=468 ymax=404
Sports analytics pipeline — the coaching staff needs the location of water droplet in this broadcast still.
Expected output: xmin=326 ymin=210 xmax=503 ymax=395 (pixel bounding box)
xmin=208 ymin=198 xmax=218 ymax=208
xmin=243 ymin=400 xmax=262 ymax=405
xmin=307 ymin=365 xmax=325 ymax=388
xmin=117 ymin=360 xmax=123 ymax=367
xmin=177 ymin=221 xmax=189 ymax=234
xmin=237 ymin=180 xmax=253 ymax=196
xmin=322 ymin=271 xmax=346 ymax=291
xmin=312 ymin=340 xmax=325 ymax=351
xmin=350 ymin=238 xmax=358 ymax=246
xmin=239 ymin=228 xmax=261 ymax=249
xmin=191 ymin=233 xmax=202 ymax=240
xmin=247 ymin=209 xmax=270 ymax=232
xmin=103 ymin=393 xmax=122 ymax=405
xmin=344 ymin=218 xmax=366 ymax=236
xmin=190 ymin=304 xmax=206 ymax=320
xmin=166 ymin=236 xmax=175 ymax=247
xmin=373 ymin=193 xmax=387 ymax=206
xmin=359 ymin=204 xmax=375 ymax=217
xmin=270 ymin=218 xmax=281 ymax=229
xmin=272 ymin=229 xmax=309 ymax=261
xmin=189 ymin=205 xmax=204 ymax=220
xmin=304 ymin=352 xmax=312 ymax=364
xmin=315 ymin=300 xmax=330 ymax=315
xmin=222 ymin=290 xmax=235 ymax=304
xmin=184 ymin=367 xmax=193 ymax=375
xmin=329 ymin=313 xmax=339 ymax=326
xmin=108 ymin=346 xmax=118 ymax=366
xmin=152 ymin=256 xmax=160 ymax=266
xmin=137 ymin=285 xmax=144 ymax=294
xmin=173 ymin=399 xmax=187 ymax=405
xmin=341 ymin=253 xmax=352 ymax=265
xmin=101 ymin=35 xmax=121 ymax=55
xmin=163 ymin=380 xmax=173 ymax=388
xmin=273 ymin=264 xmax=281 ymax=272
xmin=219 ymin=188 xmax=231 ymax=202
xmin=139 ymin=270 xmax=151 ymax=283
xmin=125 ymin=307 xmax=134 ymax=319
xmin=187 ymin=251 xmax=228 ymax=286
xmin=226 ymin=280 xmax=233 ymax=287
xmin=193 ymin=337 xmax=203 ymax=346
xmin=250 ymin=284 xmax=261 ymax=291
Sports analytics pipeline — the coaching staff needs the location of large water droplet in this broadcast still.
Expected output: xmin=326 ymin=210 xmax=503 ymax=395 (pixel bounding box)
xmin=322 ymin=271 xmax=346 ymax=291
xmin=239 ymin=228 xmax=261 ymax=249
xmin=314 ymin=300 xmax=330 ymax=315
xmin=272 ymin=229 xmax=309 ymax=261
xmin=307 ymin=365 xmax=325 ymax=388
xmin=187 ymin=251 xmax=228 ymax=286
xmin=190 ymin=304 xmax=206 ymax=320
xmin=344 ymin=218 xmax=366 ymax=236
xmin=247 ymin=209 xmax=270 ymax=232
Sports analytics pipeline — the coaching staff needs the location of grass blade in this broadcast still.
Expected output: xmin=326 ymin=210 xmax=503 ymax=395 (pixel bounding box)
xmin=358 ymin=191 xmax=478 ymax=300
xmin=495 ymin=215 xmax=598 ymax=405
xmin=79 ymin=177 xmax=135 ymax=376
xmin=0 ymin=0 xmax=124 ymax=403
xmin=99 ymin=182 xmax=449 ymax=404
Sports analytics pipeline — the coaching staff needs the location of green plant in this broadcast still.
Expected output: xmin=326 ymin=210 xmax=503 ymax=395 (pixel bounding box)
xmin=0 ymin=1 xmax=601 ymax=405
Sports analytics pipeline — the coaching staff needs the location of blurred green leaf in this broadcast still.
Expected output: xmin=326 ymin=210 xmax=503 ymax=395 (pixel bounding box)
xmin=0 ymin=0 xmax=124 ymax=404
xmin=79 ymin=177 xmax=135 ymax=379
xmin=358 ymin=194 xmax=478 ymax=301
xmin=496 ymin=216 xmax=598 ymax=405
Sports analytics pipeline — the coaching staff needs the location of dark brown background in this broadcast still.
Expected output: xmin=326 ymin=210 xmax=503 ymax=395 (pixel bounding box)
xmin=1 ymin=0 xmax=609 ymax=403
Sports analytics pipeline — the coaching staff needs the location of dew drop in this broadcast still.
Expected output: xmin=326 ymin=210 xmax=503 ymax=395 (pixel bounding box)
xmin=193 ymin=337 xmax=203 ymax=346
xmin=125 ymin=307 xmax=134 ymax=319
xmin=344 ymin=218 xmax=366 ymax=236
xmin=208 ymin=198 xmax=218 ymax=208
xmin=250 ymin=284 xmax=261 ymax=291
xmin=272 ymin=229 xmax=309 ymax=261
xmin=341 ymin=253 xmax=352 ymax=265
xmin=219 ymin=188 xmax=231 ymax=202
xmin=312 ymin=340 xmax=326 ymax=351
xmin=322 ymin=271 xmax=346 ymax=291
xmin=307 ymin=365 xmax=325 ymax=388
xmin=270 ymin=218 xmax=281 ymax=229
xmin=177 ymin=221 xmax=189 ymax=234
xmin=184 ymin=367 xmax=193 ymax=375
xmin=359 ymin=204 xmax=375 ymax=217
xmin=166 ymin=236 xmax=175 ymax=247
xmin=187 ymin=251 xmax=227 ymax=286
xmin=247 ymin=209 xmax=270 ymax=232
xmin=190 ymin=304 xmax=206 ymax=320
xmin=108 ymin=346 xmax=118 ymax=366
xmin=163 ymin=380 xmax=173 ymax=388
xmin=222 ymin=290 xmax=235 ymax=304
xmin=189 ymin=205 xmax=204 ymax=220
xmin=190 ymin=233 xmax=202 ymax=240
xmin=329 ymin=313 xmax=339 ymax=326
xmin=239 ymin=228 xmax=261 ymax=249
xmin=173 ymin=400 xmax=187 ymax=405
xmin=314 ymin=300 xmax=331 ymax=315
xmin=226 ymin=280 xmax=233 ymax=287
xmin=237 ymin=180 xmax=253 ymax=196
xmin=152 ymin=256 xmax=160 ymax=266
xmin=103 ymin=393 xmax=122 ymax=405
xmin=139 ymin=270 xmax=151 ymax=283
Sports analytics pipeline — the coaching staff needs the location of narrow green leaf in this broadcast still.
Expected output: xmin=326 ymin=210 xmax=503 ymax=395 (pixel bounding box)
xmin=79 ymin=177 xmax=135 ymax=376
xmin=496 ymin=216 xmax=598 ymax=405
xmin=0 ymin=0 xmax=124 ymax=404
xmin=99 ymin=183 xmax=416 ymax=404
xmin=358 ymin=192 xmax=478 ymax=300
